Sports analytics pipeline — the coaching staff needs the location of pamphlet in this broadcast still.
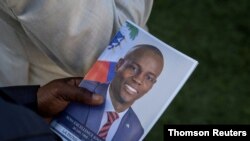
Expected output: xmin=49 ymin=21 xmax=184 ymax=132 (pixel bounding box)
xmin=50 ymin=20 xmax=198 ymax=141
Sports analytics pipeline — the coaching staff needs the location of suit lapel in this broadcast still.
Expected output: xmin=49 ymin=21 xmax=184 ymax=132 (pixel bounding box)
xmin=85 ymin=82 xmax=109 ymax=133
xmin=112 ymin=108 xmax=133 ymax=140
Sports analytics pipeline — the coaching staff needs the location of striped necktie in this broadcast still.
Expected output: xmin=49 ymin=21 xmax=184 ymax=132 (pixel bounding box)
xmin=98 ymin=111 xmax=119 ymax=140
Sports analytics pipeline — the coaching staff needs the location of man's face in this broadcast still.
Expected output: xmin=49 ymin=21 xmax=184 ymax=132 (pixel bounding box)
xmin=110 ymin=49 xmax=163 ymax=106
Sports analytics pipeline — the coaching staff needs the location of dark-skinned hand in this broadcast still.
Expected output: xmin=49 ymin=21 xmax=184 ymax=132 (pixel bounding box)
xmin=37 ymin=77 xmax=103 ymax=121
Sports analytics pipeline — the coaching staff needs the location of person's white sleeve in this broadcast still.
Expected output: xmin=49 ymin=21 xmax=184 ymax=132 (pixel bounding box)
xmin=0 ymin=0 xmax=153 ymax=75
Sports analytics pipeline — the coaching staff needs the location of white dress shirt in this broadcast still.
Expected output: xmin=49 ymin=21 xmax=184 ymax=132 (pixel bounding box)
xmin=98 ymin=85 xmax=128 ymax=141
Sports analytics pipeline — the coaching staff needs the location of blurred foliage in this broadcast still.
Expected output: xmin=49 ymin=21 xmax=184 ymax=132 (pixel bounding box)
xmin=144 ymin=0 xmax=250 ymax=140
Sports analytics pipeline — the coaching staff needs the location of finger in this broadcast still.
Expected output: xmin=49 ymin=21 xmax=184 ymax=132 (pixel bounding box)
xmin=65 ymin=77 xmax=84 ymax=86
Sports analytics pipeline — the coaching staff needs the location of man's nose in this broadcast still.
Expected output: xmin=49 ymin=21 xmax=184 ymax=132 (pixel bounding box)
xmin=132 ymin=73 xmax=144 ymax=85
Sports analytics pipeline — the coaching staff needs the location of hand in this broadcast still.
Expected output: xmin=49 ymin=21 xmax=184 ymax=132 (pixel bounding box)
xmin=37 ymin=77 xmax=104 ymax=119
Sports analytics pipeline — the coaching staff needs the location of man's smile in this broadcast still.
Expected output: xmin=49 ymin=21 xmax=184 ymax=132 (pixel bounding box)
xmin=124 ymin=84 xmax=138 ymax=95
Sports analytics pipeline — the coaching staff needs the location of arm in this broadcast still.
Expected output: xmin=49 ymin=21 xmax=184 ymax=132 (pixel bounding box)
xmin=0 ymin=95 xmax=58 ymax=141
xmin=0 ymin=85 xmax=39 ymax=112
xmin=0 ymin=77 xmax=104 ymax=118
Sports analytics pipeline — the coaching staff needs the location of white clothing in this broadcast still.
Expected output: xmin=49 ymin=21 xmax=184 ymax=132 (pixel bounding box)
xmin=0 ymin=0 xmax=153 ymax=86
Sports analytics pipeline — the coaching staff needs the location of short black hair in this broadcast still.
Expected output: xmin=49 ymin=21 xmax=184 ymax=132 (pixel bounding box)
xmin=125 ymin=44 xmax=164 ymax=64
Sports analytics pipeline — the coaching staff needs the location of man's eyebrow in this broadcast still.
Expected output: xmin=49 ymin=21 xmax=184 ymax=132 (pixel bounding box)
xmin=128 ymin=60 xmax=139 ymax=67
xmin=147 ymin=72 xmax=157 ymax=78
xmin=124 ymin=59 xmax=135 ymax=64
xmin=129 ymin=61 xmax=158 ymax=77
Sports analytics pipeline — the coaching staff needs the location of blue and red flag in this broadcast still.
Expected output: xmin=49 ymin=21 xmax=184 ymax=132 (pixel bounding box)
xmin=84 ymin=31 xmax=126 ymax=83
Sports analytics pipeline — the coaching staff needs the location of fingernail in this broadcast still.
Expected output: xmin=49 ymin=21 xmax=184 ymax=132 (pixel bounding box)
xmin=92 ymin=94 xmax=104 ymax=103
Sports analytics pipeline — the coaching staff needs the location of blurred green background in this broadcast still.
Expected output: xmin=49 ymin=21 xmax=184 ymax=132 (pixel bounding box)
xmin=145 ymin=0 xmax=250 ymax=140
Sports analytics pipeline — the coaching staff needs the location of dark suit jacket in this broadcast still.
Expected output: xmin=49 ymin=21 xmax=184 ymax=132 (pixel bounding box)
xmin=0 ymin=86 xmax=58 ymax=141
xmin=62 ymin=80 xmax=144 ymax=141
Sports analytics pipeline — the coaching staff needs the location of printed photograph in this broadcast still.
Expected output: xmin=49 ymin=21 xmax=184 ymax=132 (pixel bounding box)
xmin=50 ymin=21 xmax=198 ymax=141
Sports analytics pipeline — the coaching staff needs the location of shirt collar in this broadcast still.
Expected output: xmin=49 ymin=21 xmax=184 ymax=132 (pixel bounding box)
xmin=104 ymin=85 xmax=128 ymax=118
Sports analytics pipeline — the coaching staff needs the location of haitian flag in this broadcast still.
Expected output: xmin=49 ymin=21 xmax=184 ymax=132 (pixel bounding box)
xmin=84 ymin=31 xmax=125 ymax=83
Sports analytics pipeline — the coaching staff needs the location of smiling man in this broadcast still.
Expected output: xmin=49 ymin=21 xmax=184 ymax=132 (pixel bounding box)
xmin=55 ymin=44 xmax=164 ymax=141
xmin=110 ymin=44 xmax=164 ymax=114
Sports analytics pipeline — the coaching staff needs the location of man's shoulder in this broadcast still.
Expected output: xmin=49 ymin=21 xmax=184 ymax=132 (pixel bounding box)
xmin=127 ymin=108 xmax=141 ymax=123
xmin=117 ymin=108 xmax=144 ymax=138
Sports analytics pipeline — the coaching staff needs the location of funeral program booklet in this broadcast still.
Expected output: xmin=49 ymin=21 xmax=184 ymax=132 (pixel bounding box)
xmin=50 ymin=20 xmax=198 ymax=141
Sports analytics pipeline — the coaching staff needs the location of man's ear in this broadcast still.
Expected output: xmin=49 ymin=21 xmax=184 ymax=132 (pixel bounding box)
xmin=115 ymin=58 xmax=125 ymax=71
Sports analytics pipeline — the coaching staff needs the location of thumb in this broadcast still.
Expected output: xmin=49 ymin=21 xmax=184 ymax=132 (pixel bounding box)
xmin=67 ymin=86 xmax=104 ymax=105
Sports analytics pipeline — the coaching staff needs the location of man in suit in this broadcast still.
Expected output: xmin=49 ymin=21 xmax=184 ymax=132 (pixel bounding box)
xmin=54 ymin=44 xmax=164 ymax=141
